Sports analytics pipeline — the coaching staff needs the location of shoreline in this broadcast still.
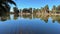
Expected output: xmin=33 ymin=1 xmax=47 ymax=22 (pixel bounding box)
xmin=19 ymin=13 xmax=60 ymax=15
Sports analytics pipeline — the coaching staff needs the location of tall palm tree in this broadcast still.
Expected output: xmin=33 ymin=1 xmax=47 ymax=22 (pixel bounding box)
xmin=0 ymin=0 xmax=16 ymax=16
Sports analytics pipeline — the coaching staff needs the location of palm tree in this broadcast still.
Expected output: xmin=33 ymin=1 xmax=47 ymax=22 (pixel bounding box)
xmin=0 ymin=0 xmax=16 ymax=16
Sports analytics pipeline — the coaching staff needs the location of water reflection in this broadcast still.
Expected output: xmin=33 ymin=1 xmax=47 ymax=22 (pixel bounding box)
xmin=0 ymin=15 xmax=10 ymax=21
xmin=14 ymin=14 xmax=19 ymax=20
xmin=51 ymin=15 xmax=60 ymax=23
xmin=0 ymin=14 xmax=60 ymax=23
xmin=0 ymin=14 xmax=60 ymax=34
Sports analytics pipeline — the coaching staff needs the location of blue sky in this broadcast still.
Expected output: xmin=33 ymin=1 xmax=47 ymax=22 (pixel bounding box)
xmin=11 ymin=0 xmax=60 ymax=11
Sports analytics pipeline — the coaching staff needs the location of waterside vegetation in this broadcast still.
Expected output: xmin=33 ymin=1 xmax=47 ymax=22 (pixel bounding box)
xmin=0 ymin=0 xmax=60 ymax=16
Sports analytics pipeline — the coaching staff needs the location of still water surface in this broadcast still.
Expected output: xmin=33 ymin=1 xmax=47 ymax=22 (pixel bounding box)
xmin=0 ymin=14 xmax=60 ymax=34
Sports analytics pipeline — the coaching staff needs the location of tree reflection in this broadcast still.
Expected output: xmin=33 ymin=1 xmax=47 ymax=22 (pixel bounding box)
xmin=52 ymin=20 xmax=55 ymax=23
xmin=0 ymin=14 xmax=10 ymax=21
xmin=22 ymin=14 xmax=32 ymax=19
xmin=40 ymin=15 xmax=49 ymax=23
xmin=0 ymin=13 xmax=60 ymax=24
xmin=51 ymin=15 xmax=60 ymax=23
xmin=14 ymin=14 xmax=19 ymax=20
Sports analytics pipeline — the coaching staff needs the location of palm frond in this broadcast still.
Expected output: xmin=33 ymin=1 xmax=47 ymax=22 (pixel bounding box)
xmin=3 ymin=2 xmax=10 ymax=9
xmin=0 ymin=5 xmax=7 ymax=12
xmin=7 ymin=0 xmax=16 ymax=6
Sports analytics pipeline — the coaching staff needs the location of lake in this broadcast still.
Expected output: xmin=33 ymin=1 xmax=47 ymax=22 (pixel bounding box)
xmin=0 ymin=14 xmax=60 ymax=34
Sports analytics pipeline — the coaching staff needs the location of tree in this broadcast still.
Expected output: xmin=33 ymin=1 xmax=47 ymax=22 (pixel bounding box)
xmin=33 ymin=8 xmax=36 ymax=12
xmin=33 ymin=8 xmax=39 ymax=14
xmin=44 ymin=5 xmax=49 ymax=13
xmin=57 ymin=5 xmax=60 ymax=11
xmin=13 ymin=7 xmax=19 ymax=14
xmin=40 ymin=7 xmax=45 ymax=14
xmin=0 ymin=0 xmax=16 ymax=16
xmin=52 ymin=5 xmax=56 ymax=13
xmin=22 ymin=8 xmax=31 ymax=13
xmin=29 ymin=8 xmax=32 ymax=13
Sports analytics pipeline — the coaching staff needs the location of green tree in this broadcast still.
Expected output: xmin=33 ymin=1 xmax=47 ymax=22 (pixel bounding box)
xmin=22 ymin=8 xmax=31 ymax=13
xmin=44 ymin=5 xmax=49 ymax=13
xmin=52 ymin=5 xmax=56 ymax=14
xmin=29 ymin=8 xmax=32 ymax=14
xmin=13 ymin=7 xmax=19 ymax=15
xmin=0 ymin=0 xmax=16 ymax=16
xmin=57 ymin=5 xmax=60 ymax=11
xmin=33 ymin=8 xmax=39 ymax=14
xmin=40 ymin=7 xmax=45 ymax=15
